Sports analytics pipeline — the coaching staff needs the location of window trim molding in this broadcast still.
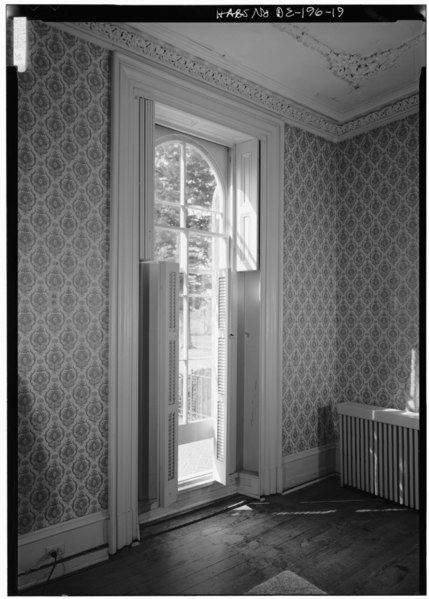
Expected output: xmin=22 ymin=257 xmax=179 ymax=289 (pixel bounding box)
xmin=109 ymin=51 xmax=284 ymax=550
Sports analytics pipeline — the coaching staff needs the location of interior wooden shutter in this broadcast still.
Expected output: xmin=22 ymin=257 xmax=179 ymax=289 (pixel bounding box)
xmin=158 ymin=261 xmax=179 ymax=506
xmin=213 ymin=269 xmax=230 ymax=484
xmin=235 ymin=139 xmax=259 ymax=271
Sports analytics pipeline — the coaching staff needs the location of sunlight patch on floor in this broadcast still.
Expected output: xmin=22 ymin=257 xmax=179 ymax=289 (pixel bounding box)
xmin=178 ymin=438 xmax=213 ymax=482
xmin=301 ymin=499 xmax=366 ymax=503
xmin=273 ymin=510 xmax=337 ymax=515
xmin=356 ymin=508 xmax=411 ymax=513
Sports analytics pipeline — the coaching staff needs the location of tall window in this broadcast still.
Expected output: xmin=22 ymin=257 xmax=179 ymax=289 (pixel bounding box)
xmin=153 ymin=136 xmax=228 ymax=484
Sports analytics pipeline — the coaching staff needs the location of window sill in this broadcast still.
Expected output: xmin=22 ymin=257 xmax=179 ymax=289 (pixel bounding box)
xmin=178 ymin=472 xmax=214 ymax=493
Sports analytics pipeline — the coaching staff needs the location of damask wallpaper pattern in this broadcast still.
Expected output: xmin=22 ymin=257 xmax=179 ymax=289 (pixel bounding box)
xmin=335 ymin=115 xmax=419 ymax=411
xmin=282 ymin=127 xmax=337 ymax=456
xmin=282 ymin=115 xmax=419 ymax=456
xmin=17 ymin=21 xmax=111 ymax=534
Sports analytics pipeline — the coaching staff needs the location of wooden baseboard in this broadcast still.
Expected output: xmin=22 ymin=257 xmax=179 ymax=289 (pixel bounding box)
xmin=18 ymin=511 xmax=109 ymax=590
xmin=282 ymin=443 xmax=338 ymax=491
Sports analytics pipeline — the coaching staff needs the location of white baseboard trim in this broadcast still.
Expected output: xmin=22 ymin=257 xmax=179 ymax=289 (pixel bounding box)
xmin=282 ymin=443 xmax=338 ymax=491
xmin=18 ymin=510 xmax=109 ymax=590
xmin=17 ymin=547 xmax=109 ymax=591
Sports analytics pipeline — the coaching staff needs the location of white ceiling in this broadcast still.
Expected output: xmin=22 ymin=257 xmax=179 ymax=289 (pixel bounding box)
xmin=132 ymin=20 xmax=425 ymax=123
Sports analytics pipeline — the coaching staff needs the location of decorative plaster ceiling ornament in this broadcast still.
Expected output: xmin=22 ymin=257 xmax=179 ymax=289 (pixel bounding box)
xmin=272 ymin=23 xmax=424 ymax=90
xmin=61 ymin=21 xmax=419 ymax=142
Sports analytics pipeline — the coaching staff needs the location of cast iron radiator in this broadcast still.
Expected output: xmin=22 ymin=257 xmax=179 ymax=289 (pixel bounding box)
xmin=337 ymin=402 xmax=419 ymax=510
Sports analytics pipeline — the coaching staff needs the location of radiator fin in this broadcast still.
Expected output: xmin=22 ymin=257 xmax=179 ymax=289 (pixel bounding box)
xmin=339 ymin=414 xmax=419 ymax=510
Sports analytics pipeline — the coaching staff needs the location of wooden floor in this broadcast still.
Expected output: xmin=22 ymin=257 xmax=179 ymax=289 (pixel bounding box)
xmin=23 ymin=476 xmax=423 ymax=596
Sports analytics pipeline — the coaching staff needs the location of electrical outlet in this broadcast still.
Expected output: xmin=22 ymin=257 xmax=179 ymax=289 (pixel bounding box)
xmin=45 ymin=544 xmax=65 ymax=560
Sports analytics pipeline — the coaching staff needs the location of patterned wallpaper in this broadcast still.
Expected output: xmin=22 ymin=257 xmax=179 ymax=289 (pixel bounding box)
xmin=282 ymin=127 xmax=337 ymax=456
xmin=17 ymin=21 xmax=111 ymax=534
xmin=16 ymin=20 xmax=419 ymax=524
xmin=335 ymin=115 xmax=419 ymax=411
xmin=282 ymin=115 xmax=419 ymax=456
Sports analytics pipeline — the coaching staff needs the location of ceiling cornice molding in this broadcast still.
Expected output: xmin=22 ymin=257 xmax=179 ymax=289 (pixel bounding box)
xmin=334 ymin=93 xmax=419 ymax=142
xmin=54 ymin=21 xmax=419 ymax=142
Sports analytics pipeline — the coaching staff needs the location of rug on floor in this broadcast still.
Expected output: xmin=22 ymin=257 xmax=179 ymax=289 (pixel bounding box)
xmin=245 ymin=570 xmax=326 ymax=595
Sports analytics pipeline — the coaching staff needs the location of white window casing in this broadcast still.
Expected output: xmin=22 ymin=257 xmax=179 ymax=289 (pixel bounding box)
xmin=109 ymin=51 xmax=284 ymax=551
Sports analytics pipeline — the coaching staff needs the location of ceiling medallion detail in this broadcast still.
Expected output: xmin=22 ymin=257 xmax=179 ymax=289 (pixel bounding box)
xmin=273 ymin=23 xmax=424 ymax=89
xmin=72 ymin=22 xmax=419 ymax=141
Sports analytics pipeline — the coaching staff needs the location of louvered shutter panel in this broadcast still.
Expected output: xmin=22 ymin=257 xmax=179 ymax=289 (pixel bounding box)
xmin=235 ymin=139 xmax=259 ymax=271
xmin=213 ymin=269 xmax=230 ymax=484
xmin=159 ymin=261 xmax=179 ymax=506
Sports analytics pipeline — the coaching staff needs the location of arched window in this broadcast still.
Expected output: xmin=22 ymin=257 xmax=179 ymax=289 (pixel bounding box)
xmin=154 ymin=137 xmax=226 ymax=263
xmin=153 ymin=134 xmax=229 ymax=486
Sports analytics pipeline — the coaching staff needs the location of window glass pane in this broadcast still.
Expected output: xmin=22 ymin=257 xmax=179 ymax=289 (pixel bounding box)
xmin=181 ymin=297 xmax=212 ymax=357
xmin=186 ymin=208 xmax=224 ymax=235
xmin=188 ymin=273 xmax=212 ymax=296
xmin=186 ymin=207 xmax=211 ymax=232
xmin=186 ymin=145 xmax=219 ymax=209
xmin=188 ymin=233 xmax=212 ymax=271
xmin=155 ymin=142 xmax=181 ymax=204
xmin=186 ymin=368 xmax=212 ymax=422
xmin=189 ymin=297 xmax=212 ymax=340
xmin=155 ymin=203 xmax=180 ymax=228
xmin=154 ymin=227 xmax=180 ymax=263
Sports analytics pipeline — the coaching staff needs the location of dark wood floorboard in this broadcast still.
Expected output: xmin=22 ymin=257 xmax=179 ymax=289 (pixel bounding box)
xmin=22 ymin=476 xmax=422 ymax=596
